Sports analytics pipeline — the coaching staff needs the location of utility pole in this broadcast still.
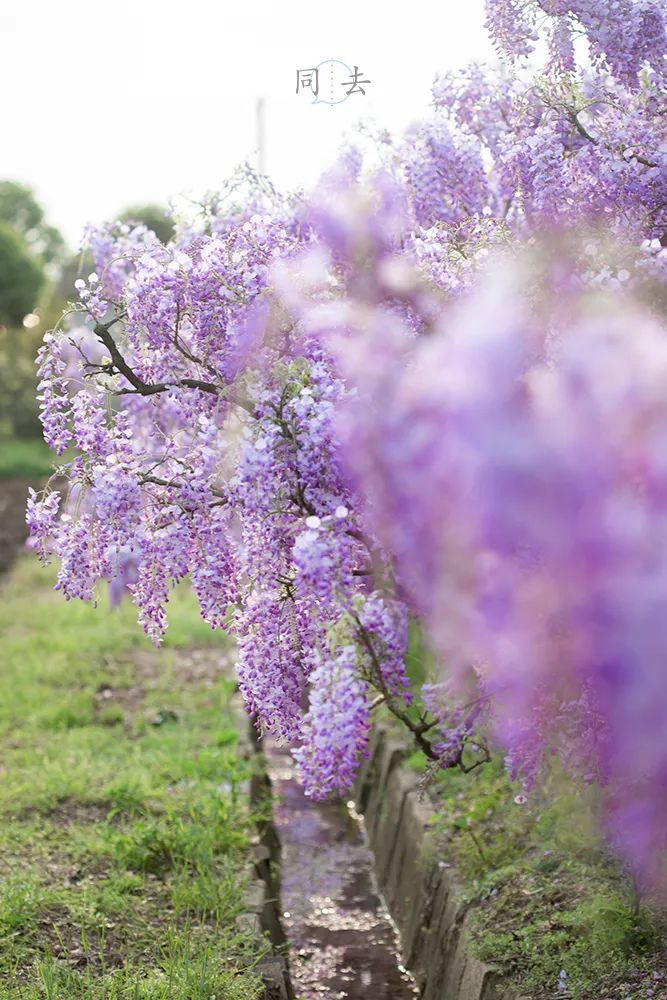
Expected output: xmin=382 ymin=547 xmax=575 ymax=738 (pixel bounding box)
xmin=256 ymin=97 xmax=266 ymax=175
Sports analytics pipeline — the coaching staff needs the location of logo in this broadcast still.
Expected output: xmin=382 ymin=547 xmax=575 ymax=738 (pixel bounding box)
xmin=296 ymin=60 xmax=371 ymax=106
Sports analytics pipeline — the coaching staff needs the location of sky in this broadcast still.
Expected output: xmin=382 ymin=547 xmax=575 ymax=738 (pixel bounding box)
xmin=1 ymin=1 xmax=494 ymax=247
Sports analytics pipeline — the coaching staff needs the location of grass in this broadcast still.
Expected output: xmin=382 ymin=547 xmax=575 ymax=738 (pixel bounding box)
xmin=404 ymin=747 xmax=667 ymax=999
xmin=0 ymin=557 xmax=266 ymax=998
xmin=0 ymin=438 xmax=53 ymax=480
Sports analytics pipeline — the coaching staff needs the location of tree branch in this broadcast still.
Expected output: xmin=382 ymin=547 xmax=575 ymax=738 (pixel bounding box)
xmin=94 ymin=315 xmax=256 ymax=414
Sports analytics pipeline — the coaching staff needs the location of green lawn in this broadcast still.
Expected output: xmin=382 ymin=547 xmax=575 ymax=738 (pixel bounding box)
xmin=0 ymin=558 xmax=265 ymax=999
xmin=0 ymin=439 xmax=53 ymax=480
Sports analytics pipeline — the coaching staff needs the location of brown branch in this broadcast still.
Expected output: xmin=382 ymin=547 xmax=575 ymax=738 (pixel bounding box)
xmin=94 ymin=315 xmax=256 ymax=414
xmin=566 ymin=109 xmax=658 ymax=168
xmin=138 ymin=473 xmax=227 ymax=501
xmin=353 ymin=614 xmax=441 ymax=761
xmin=569 ymin=110 xmax=598 ymax=146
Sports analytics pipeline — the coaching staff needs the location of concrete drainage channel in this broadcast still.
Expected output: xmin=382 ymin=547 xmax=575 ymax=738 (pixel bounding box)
xmin=247 ymin=722 xmax=513 ymax=1000
xmin=354 ymin=728 xmax=510 ymax=1000
xmin=265 ymin=738 xmax=419 ymax=1000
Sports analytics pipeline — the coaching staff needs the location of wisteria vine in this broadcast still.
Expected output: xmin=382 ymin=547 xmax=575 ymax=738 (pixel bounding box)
xmin=28 ymin=1 xmax=667 ymax=889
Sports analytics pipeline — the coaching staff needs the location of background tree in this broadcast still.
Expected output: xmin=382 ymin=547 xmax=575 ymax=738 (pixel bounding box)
xmin=0 ymin=222 xmax=44 ymax=328
xmin=0 ymin=184 xmax=66 ymax=439
xmin=118 ymin=203 xmax=175 ymax=244
xmin=0 ymin=181 xmax=66 ymax=270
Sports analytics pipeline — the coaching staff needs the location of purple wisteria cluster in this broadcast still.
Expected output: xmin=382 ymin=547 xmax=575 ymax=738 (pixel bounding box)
xmin=30 ymin=180 xmax=416 ymax=798
xmin=485 ymin=0 xmax=666 ymax=84
xmin=28 ymin=3 xmax=667 ymax=887
xmin=327 ymin=247 xmax=667 ymax=889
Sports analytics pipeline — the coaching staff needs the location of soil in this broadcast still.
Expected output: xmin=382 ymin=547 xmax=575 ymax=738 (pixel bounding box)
xmin=0 ymin=479 xmax=32 ymax=576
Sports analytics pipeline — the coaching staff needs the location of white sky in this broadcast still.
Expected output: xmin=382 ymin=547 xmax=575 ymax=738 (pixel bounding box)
xmin=1 ymin=1 xmax=494 ymax=247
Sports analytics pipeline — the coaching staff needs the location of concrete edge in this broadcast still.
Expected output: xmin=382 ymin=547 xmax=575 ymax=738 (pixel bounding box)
xmin=357 ymin=725 xmax=513 ymax=1000
xmin=240 ymin=717 xmax=295 ymax=1000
